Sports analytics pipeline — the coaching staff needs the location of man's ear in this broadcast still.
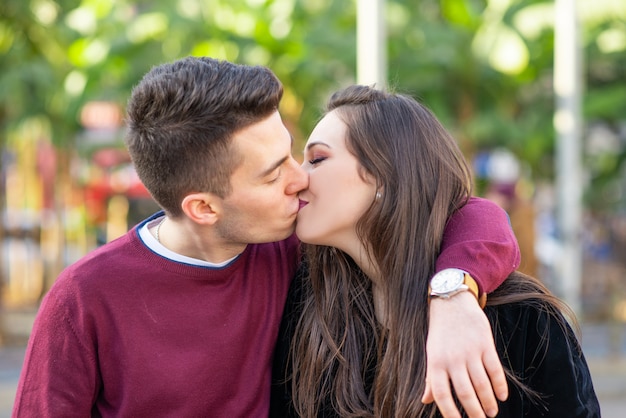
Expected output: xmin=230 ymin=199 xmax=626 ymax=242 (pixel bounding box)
xmin=181 ymin=192 xmax=221 ymax=226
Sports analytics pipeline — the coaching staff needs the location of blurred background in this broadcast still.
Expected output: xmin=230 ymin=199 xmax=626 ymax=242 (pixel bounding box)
xmin=0 ymin=0 xmax=625 ymax=415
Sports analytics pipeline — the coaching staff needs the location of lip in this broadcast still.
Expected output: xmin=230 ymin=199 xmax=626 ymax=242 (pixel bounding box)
xmin=298 ymin=199 xmax=309 ymax=210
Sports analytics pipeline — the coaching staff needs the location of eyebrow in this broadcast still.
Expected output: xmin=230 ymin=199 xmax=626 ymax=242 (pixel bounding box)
xmin=259 ymin=134 xmax=295 ymax=178
xmin=260 ymin=156 xmax=288 ymax=178
xmin=304 ymin=141 xmax=331 ymax=153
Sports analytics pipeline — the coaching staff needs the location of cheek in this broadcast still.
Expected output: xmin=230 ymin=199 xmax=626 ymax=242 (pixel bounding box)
xmin=228 ymin=190 xmax=282 ymax=223
xmin=311 ymin=164 xmax=356 ymax=194
xmin=311 ymin=171 xmax=373 ymax=221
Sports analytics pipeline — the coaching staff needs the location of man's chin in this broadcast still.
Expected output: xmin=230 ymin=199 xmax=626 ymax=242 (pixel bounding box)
xmin=277 ymin=225 xmax=297 ymax=240
xmin=253 ymin=225 xmax=296 ymax=244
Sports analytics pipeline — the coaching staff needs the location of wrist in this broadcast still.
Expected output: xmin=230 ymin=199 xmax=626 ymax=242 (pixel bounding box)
xmin=429 ymin=268 xmax=487 ymax=308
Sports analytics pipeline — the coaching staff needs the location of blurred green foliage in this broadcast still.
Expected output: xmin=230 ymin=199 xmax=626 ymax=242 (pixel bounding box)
xmin=0 ymin=0 xmax=624 ymax=211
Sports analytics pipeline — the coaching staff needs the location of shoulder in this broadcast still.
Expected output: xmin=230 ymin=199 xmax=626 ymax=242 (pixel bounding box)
xmin=486 ymin=300 xmax=571 ymax=354
xmin=486 ymin=301 xmax=600 ymax=417
xmin=46 ymin=230 xmax=142 ymax=302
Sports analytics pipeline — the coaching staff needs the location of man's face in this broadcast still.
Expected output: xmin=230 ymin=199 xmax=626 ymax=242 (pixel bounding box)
xmin=215 ymin=111 xmax=308 ymax=245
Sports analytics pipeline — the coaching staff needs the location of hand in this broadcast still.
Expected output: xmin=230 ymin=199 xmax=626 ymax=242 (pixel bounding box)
xmin=423 ymin=291 xmax=508 ymax=418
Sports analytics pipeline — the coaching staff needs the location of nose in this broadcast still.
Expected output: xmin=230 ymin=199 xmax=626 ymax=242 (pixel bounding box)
xmin=300 ymin=160 xmax=312 ymax=173
xmin=285 ymin=157 xmax=309 ymax=195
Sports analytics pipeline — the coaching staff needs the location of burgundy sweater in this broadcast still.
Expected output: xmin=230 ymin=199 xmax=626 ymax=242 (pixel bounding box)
xmin=13 ymin=219 xmax=298 ymax=417
xmin=13 ymin=197 xmax=519 ymax=417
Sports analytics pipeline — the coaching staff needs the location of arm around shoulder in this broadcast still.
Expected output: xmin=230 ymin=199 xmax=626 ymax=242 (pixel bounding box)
xmin=437 ymin=197 xmax=521 ymax=294
xmin=423 ymin=197 xmax=519 ymax=417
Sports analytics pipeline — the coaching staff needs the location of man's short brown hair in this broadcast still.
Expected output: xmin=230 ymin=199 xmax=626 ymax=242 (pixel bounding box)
xmin=125 ymin=56 xmax=283 ymax=217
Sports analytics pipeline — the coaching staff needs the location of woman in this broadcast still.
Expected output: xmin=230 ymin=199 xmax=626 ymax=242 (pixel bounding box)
xmin=273 ymin=85 xmax=600 ymax=417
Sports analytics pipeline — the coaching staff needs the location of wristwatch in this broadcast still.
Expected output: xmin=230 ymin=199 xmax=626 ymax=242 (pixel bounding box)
xmin=429 ymin=268 xmax=485 ymax=307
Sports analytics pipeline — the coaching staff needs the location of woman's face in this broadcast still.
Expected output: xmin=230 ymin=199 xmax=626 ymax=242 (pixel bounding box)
xmin=296 ymin=110 xmax=377 ymax=252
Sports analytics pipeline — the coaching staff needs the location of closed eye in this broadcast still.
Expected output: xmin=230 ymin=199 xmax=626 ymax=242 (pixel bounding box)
xmin=309 ymin=157 xmax=326 ymax=165
xmin=268 ymin=171 xmax=281 ymax=183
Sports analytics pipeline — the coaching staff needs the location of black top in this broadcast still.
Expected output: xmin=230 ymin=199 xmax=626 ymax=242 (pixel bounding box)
xmin=270 ymin=270 xmax=601 ymax=417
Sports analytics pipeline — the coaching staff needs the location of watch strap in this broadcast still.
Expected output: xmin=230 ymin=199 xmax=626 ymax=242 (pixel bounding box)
xmin=463 ymin=274 xmax=487 ymax=309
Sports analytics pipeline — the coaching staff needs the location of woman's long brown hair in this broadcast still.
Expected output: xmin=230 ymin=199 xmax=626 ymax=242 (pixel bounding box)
xmin=291 ymin=85 xmax=471 ymax=417
xmin=289 ymin=85 xmax=576 ymax=417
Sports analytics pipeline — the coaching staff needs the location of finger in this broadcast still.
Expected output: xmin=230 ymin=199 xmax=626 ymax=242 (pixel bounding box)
xmin=467 ymin=360 xmax=499 ymax=418
xmin=422 ymin=378 xmax=434 ymax=404
xmin=483 ymin=347 xmax=509 ymax=401
xmin=447 ymin=368 xmax=486 ymax=418
xmin=428 ymin=371 xmax=462 ymax=418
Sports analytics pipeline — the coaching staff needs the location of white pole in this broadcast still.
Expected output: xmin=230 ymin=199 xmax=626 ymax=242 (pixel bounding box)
xmin=554 ymin=0 xmax=583 ymax=314
xmin=356 ymin=0 xmax=386 ymax=88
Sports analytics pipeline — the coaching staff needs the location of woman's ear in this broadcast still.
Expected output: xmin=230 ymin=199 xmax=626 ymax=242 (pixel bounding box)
xmin=375 ymin=181 xmax=384 ymax=200
xmin=180 ymin=192 xmax=221 ymax=226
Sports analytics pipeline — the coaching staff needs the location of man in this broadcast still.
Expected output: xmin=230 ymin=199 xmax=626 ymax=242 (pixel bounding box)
xmin=13 ymin=57 xmax=519 ymax=417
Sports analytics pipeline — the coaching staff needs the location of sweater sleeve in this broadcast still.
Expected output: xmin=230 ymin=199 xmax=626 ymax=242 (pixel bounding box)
xmin=436 ymin=197 xmax=521 ymax=294
xmin=12 ymin=274 xmax=99 ymax=417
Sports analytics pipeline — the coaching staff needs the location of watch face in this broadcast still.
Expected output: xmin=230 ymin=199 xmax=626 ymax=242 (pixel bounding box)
xmin=431 ymin=269 xmax=465 ymax=293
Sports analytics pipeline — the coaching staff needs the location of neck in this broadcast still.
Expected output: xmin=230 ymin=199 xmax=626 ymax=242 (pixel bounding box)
xmin=372 ymin=284 xmax=388 ymax=327
xmin=154 ymin=216 xmax=246 ymax=263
